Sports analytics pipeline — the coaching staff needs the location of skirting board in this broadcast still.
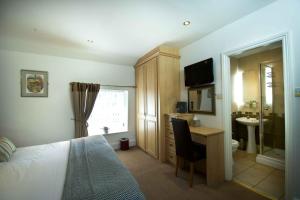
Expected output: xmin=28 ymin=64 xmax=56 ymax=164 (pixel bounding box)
xmin=256 ymin=154 xmax=285 ymax=170
xmin=110 ymin=140 xmax=136 ymax=150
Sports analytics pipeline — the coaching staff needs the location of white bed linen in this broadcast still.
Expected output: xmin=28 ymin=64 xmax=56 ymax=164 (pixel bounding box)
xmin=0 ymin=140 xmax=70 ymax=200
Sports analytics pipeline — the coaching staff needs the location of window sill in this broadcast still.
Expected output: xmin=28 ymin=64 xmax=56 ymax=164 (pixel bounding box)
xmin=88 ymin=130 xmax=128 ymax=136
xmin=103 ymin=131 xmax=128 ymax=135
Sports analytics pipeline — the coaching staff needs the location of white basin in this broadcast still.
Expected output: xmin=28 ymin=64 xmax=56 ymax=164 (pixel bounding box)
xmin=236 ymin=117 xmax=268 ymax=154
xmin=236 ymin=117 xmax=259 ymax=126
xmin=236 ymin=117 xmax=267 ymax=126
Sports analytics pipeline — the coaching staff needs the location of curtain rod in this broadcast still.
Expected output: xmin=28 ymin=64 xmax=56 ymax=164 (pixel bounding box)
xmin=101 ymin=84 xmax=136 ymax=88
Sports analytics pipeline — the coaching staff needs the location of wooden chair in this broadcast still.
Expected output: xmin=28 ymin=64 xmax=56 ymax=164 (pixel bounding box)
xmin=171 ymin=118 xmax=206 ymax=187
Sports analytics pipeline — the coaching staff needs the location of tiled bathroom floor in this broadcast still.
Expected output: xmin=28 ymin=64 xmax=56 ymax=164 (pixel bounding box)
xmin=233 ymin=150 xmax=285 ymax=200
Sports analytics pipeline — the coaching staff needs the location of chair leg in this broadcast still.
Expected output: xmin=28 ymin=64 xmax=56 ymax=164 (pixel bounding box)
xmin=189 ymin=162 xmax=194 ymax=187
xmin=181 ymin=159 xmax=184 ymax=170
xmin=175 ymin=156 xmax=179 ymax=177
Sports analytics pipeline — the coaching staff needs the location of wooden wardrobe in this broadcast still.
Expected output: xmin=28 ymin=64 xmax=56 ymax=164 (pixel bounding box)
xmin=135 ymin=46 xmax=180 ymax=161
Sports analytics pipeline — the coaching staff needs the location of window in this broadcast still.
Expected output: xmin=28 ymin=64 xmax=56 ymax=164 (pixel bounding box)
xmin=88 ymin=89 xmax=128 ymax=135
xmin=233 ymin=69 xmax=244 ymax=109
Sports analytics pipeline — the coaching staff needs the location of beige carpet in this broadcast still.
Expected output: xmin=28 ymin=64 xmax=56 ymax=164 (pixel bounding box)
xmin=117 ymin=148 xmax=268 ymax=200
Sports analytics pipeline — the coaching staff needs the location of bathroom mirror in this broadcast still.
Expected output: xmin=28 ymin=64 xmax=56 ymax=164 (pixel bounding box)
xmin=188 ymin=84 xmax=216 ymax=115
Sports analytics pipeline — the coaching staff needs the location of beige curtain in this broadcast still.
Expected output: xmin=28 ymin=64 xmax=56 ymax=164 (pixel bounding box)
xmin=70 ymin=82 xmax=100 ymax=138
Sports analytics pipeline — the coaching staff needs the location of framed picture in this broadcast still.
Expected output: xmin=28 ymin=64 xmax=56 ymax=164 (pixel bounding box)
xmin=21 ymin=70 xmax=48 ymax=97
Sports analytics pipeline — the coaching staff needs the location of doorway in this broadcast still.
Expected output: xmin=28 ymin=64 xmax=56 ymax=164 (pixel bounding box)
xmin=230 ymin=41 xmax=284 ymax=199
xmin=221 ymin=33 xmax=293 ymax=200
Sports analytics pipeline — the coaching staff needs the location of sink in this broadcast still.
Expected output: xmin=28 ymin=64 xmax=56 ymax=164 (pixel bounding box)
xmin=236 ymin=117 xmax=268 ymax=154
xmin=236 ymin=117 xmax=267 ymax=126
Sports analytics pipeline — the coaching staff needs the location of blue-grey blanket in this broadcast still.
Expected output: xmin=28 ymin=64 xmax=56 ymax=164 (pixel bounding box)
xmin=62 ymin=135 xmax=145 ymax=200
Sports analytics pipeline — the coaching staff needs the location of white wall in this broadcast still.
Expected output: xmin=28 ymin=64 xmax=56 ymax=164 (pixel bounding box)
xmin=180 ymin=0 xmax=300 ymax=198
xmin=0 ymin=50 xmax=136 ymax=148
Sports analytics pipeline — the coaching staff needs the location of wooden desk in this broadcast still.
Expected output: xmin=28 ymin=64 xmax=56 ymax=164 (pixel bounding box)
xmin=164 ymin=114 xmax=224 ymax=186
xmin=189 ymin=126 xmax=224 ymax=186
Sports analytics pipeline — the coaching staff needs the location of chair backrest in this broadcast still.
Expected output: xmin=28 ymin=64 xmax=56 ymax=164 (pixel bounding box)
xmin=171 ymin=118 xmax=194 ymax=161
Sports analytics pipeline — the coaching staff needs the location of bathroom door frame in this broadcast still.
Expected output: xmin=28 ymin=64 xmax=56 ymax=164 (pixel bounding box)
xmin=221 ymin=32 xmax=293 ymax=197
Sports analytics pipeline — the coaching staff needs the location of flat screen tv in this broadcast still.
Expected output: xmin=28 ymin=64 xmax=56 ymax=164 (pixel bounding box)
xmin=184 ymin=58 xmax=214 ymax=87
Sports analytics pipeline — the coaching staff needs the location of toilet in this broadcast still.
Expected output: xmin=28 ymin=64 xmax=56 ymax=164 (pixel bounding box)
xmin=232 ymin=139 xmax=239 ymax=165
xmin=232 ymin=139 xmax=239 ymax=153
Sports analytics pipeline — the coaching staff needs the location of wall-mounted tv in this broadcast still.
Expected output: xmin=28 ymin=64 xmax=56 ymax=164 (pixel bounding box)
xmin=184 ymin=58 xmax=214 ymax=87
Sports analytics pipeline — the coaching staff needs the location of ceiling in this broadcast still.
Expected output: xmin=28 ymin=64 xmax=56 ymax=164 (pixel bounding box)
xmin=0 ymin=0 xmax=275 ymax=65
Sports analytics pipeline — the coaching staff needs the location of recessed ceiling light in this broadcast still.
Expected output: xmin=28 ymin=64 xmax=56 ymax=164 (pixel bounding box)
xmin=183 ymin=20 xmax=191 ymax=26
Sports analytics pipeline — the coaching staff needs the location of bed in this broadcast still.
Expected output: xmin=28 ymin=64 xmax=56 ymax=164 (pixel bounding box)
xmin=0 ymin=135 xmax=144 ymax=200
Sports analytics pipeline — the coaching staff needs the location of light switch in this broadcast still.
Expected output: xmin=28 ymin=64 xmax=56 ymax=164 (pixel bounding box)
xmin=295 ymin=88 xmax=300 ymax=97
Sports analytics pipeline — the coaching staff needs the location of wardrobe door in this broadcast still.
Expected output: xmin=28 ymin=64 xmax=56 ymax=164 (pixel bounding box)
xmin=145 ymin=58 xmax=158 ymax=158
xmin=136 ymin=65 xmax=146 ymax=150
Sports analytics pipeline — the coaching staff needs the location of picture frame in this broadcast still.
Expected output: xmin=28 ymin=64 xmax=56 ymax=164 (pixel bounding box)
xmin=21 ymin=70 xmax=48 ymax=97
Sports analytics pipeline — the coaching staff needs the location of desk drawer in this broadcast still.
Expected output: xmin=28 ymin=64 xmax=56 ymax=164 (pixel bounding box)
xmin=168 ymin=123 xmax=173 ymax=132
xmin=166 ymin=129 xmax=174 ymax=139
xmin=167 ymin=150 xmax=176 ymax=165
xmin=166 ymin=137 xmax=175 ymax=153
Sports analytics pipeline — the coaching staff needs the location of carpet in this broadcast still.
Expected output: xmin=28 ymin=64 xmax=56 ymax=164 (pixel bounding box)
xmin=117 ymin=148 xmax=268 ymax=200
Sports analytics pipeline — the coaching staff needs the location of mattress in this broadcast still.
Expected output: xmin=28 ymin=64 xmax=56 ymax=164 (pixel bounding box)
xmin=0 ymin=140 xmax=70 ymax=200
